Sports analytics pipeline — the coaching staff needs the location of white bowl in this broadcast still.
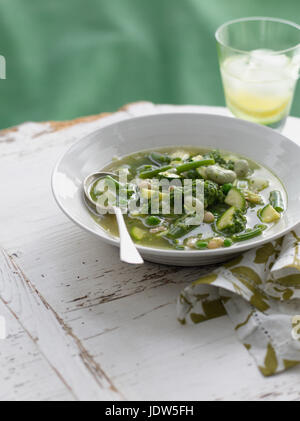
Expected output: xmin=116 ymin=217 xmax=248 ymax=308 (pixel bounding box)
xmin=52 ymin=113 xmax=300 ymax=266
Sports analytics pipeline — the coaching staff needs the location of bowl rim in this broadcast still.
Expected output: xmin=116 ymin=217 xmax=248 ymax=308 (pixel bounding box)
xmin=51 ymin=112 xmax=300 ymax=257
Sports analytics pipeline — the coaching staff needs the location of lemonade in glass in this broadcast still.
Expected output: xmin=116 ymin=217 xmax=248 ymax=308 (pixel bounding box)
xmin=216 ymin=18 xmax=300 ymax=130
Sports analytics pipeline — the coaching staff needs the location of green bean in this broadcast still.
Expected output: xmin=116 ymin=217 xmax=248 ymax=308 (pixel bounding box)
xmin=175 ymin=158 xmax=215 ymax=174
xmin=269 ymin=190 xmax=284 ymax=212
xmin=232 ymin=227 xmax=264 ymax=242
xmin=149 ymin=152 xmax=171 ymax=165
xmin=139 ymin=165 xmax=173 ymax=179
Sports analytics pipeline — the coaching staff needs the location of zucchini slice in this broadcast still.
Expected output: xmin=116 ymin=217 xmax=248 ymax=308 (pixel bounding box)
xmin=224 ymin=187 xmax=246 ymax=211
xmin=258 ymin=204 xmax=280 ymax=223
xmin=130 ymin=226 xmax=146 ymax=241
xmin=216 ymin=206 xmax=236 ymax=231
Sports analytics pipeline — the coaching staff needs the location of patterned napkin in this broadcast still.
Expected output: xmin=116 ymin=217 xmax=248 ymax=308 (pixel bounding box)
xmin=177 ymin=228 xmax=300 ymax=376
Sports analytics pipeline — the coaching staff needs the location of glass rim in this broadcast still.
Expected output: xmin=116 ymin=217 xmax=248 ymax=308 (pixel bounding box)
xmin=215 ymin=16 xmax=300 ymax=55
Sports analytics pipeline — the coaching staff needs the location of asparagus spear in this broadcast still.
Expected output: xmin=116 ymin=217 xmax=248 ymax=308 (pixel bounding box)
xmin=139 ymin=165 xmax=173 ymax=179
xmin=139 ymin=158 xmax=215 ymax=179
xmin=175 ymin=158 xmax=215 ymax=173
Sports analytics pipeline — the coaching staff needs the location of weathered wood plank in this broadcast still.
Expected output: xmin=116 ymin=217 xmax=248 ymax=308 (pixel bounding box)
xmin=0 ymin=299 xmax=74 ymax=401
xmin=0 ymin=249 xmax=123 ymax=401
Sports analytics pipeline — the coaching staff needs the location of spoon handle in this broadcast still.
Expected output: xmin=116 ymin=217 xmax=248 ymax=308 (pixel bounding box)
xmin=113 ymin=206 xmax=144 ymax=265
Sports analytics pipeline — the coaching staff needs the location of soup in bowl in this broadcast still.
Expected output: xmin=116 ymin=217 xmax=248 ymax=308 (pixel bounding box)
xmin=52 ymin=113 xmax=300 ymax=265
xmin=90 ymin=147 xmax=286 ymax=252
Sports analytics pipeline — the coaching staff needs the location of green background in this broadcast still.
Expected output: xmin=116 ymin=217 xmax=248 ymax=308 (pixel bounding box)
xmin=0 ymin=0 xmax=299 ymax=129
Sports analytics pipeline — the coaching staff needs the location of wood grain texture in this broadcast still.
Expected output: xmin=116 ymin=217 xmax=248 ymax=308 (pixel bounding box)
xmin=1 ymin=102 xmax=300 ymax=401
xmin=0 ymin=249 xmax=122 ymax=401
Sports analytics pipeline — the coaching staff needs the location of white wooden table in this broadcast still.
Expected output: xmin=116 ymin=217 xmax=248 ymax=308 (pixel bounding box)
xmin=1 ymin=102 xmax=300 ymax=401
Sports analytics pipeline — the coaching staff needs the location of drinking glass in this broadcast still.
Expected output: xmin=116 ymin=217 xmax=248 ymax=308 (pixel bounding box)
xmin=216 ymin=17 xmax=300 ymax=131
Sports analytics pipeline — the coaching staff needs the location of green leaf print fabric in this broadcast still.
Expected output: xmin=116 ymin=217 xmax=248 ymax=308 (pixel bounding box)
xmin=178 ymin=230 xmax=300 ymax=376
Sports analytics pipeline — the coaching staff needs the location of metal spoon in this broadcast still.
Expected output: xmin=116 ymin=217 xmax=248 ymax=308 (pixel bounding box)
xmin=83 ymin=171 xmax=144 ymax=265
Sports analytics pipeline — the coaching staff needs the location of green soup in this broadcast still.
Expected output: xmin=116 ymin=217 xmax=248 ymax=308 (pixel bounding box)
xmin=88 ymin=147 xmax=286 ymax=251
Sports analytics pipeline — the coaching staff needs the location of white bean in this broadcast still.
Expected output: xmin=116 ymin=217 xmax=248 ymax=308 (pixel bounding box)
xmin=234 ymin=160 xmax=249 ymax=178
xmin=203 ymin=211 xmax=215 ymax=223
xmin=207 ymin=238 xmax=224 ymax=249
xmin=206 ymin=165 xmax=236 ymax=184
